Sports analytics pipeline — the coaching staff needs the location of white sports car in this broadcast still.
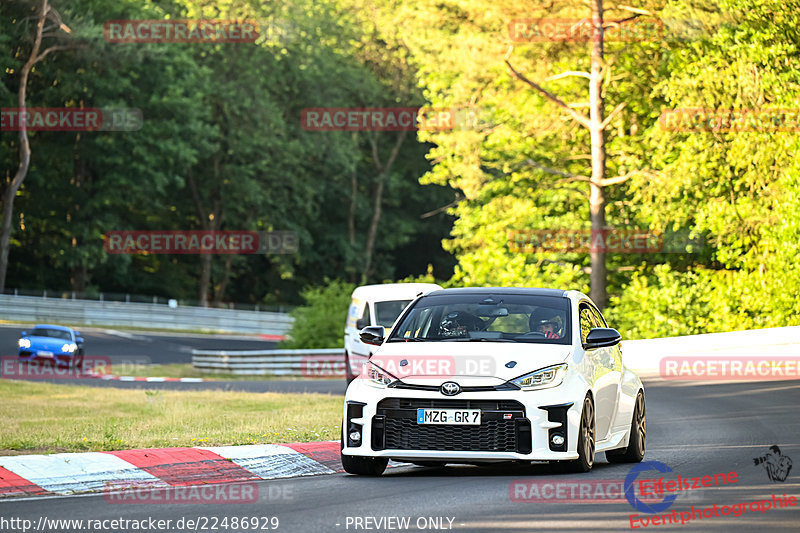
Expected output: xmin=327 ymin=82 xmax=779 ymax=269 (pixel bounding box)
xmin=341 ymin=287 xmax=645 ymax=475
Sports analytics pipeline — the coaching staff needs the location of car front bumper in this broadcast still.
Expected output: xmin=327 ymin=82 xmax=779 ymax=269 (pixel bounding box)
xmin=18 ymin=350 xmax=77 ymax=365
xmin=342 ymin=378 xmax=589 ymax=462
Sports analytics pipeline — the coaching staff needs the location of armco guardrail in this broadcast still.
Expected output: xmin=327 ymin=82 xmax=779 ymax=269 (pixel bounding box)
xmin=192 ymin=348 xmax=344 ymax=376
xmin=0 ymin=294 xmax=292 ymax=335
xmin=621 ymin=326 xmax=800 ymax=378
xmin=193 ymin=326 xmax=800 ymax=378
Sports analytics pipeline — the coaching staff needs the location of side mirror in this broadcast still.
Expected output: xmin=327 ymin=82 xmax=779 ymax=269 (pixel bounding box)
xmin=359 ymin=326 xmax=385 ymax=346
xmin=584 ymin=327 xmax=621 ymax=349
xmin=21 ymin=331 xmax=27 ymax=337
xmin=76 ymin=336 xmax=84 ymax=344
xmin=355 ymin=317 xmax=370 ymax=330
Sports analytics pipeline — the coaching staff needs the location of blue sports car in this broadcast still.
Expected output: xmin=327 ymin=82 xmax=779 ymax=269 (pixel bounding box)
xmin=18 ymin=324 xmax=85 ymax=369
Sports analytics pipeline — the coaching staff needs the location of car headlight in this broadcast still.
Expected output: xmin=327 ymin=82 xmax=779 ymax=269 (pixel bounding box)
xmin=61 ymin=343 xmax=78 ymax=353
xmin=18 ymin=338 xmax=31 ymax=348
xmin=510 ymin=364 xmax=568 ymax=391
xmin=363 ymin=361 xmax=398 ymax=388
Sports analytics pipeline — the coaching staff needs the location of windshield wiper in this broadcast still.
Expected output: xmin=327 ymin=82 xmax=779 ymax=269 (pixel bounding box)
xmin=386 ymin=337 xmax=427 ymax=342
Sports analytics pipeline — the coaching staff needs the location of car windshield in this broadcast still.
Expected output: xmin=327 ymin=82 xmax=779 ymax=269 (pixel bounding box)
xmin=29 ymin=328 xmax=72 ymax=340
xmin=387 ymin=293 xmax=571 ymax=344
xmin=374 ymin=299 xmax=412 ymax=328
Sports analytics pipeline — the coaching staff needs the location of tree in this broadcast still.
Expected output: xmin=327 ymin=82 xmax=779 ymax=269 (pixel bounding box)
xmin=503 ymin=0 xmax=656 ymax=307
xmin=367 ymin=0 xmax=665 ymax=306
xmin=0 ymin=0 xmax=75 ymax=291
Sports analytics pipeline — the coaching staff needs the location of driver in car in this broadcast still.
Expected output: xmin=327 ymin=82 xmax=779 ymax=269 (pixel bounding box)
xmin=440 ymin=311 xmax=485 ymax=337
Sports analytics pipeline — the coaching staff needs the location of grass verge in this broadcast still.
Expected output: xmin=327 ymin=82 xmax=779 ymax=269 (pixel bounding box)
xmin=0 ymin=379 xmax=342 ymax=455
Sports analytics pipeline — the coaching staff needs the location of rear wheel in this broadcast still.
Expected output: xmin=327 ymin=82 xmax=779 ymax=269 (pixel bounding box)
xmin=606 ymin=391 xmax=645 ymax=463
xmin=565 ymin=396 xmax=595 ymax=473
xmin=340 ymin=426 xmax=388 ymax=476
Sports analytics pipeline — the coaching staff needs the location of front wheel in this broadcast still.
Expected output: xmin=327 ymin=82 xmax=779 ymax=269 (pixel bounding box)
xmin=340 ymin=426 xmax=387 ymax=476
xmin=565 ymin=395 xmax=595 ymax=473
xmin=606 ymin=390 xmax=645 ymax=463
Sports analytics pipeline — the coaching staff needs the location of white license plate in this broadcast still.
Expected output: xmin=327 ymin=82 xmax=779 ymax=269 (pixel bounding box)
xmin=417 ymin=408 xmax=481 ymax=425
xmin=37 ymin=351 xmax=53 ymax=357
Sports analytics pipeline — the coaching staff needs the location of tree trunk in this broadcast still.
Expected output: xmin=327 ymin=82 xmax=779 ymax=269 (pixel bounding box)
xmin=589 ymin=0 xmax=607 ymax=308
xmin=0 ymin=181 xmax=23 ymax=293
xmin=212 ymin=255 xmax=233 ymax=306
xmin=362 ymin=171 xmax=385 ymax=283
xmin=348 ymin=132 xmax=358 ymax=250
xmin=199 ymin=253 xmax=212 ymax=306
xmin=69 ymin=150 xmax=88 ymax=293
xmin=70 ymin=263 xmax=88 ymax=294
xmin=362 ymin=131 xmax=406 ymax=282
xmin=347 ymin=134 xmax=359 ymax=283
xmin=187 ymin=162 xmax=223 ymax=308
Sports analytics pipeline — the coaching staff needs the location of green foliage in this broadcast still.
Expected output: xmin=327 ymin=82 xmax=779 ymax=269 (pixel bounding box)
xmin=606 ymin=265 xmax=724 ymax=339
xmin=396 ymin=264 xmax=447 ymax=287
xmin=613 ymin=0 xmax=800 ymax=338
xmin=388 ymin=0 xmax=800 ymax=338
xmin=1 ymin=0 xmax=455 ymax=304
xmin=280 ymin=279 xmax=355 ymax=349
xmin=4 ymin=0 xmax=800 ymax=341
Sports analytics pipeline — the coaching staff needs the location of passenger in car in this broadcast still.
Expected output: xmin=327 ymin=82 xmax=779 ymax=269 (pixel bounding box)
xmin=529 ymin=309 xmax=562 ymax=339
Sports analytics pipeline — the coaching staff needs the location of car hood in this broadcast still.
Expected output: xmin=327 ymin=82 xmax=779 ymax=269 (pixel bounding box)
xmin=25 ymin=336 xmax=70 ymax=350
xmin=370 ymin=341 xmax=572 ymax=386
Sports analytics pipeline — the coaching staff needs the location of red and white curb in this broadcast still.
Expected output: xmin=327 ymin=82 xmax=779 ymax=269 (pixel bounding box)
xmin=0 ymin=441 xmax=345 ymax=500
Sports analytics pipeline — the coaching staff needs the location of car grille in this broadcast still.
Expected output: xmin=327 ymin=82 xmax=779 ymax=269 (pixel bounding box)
xmin=373 ymin=398 xmax=531 ymax=454
xmin=378 ymin=398 xmax=523 ymax=410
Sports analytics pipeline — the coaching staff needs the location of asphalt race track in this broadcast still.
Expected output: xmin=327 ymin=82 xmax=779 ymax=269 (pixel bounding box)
xmin=2 ymin=378 xmax=799 ymax=533
xmin=0 ymin=323 xmax=346 ymax=393
xmin=0 ymin=324 xmax=278 ymax=364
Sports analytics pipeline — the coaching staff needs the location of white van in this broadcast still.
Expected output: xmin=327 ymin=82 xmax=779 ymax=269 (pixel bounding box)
xmin=344 ymin=283 xmax=442 ymax=382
